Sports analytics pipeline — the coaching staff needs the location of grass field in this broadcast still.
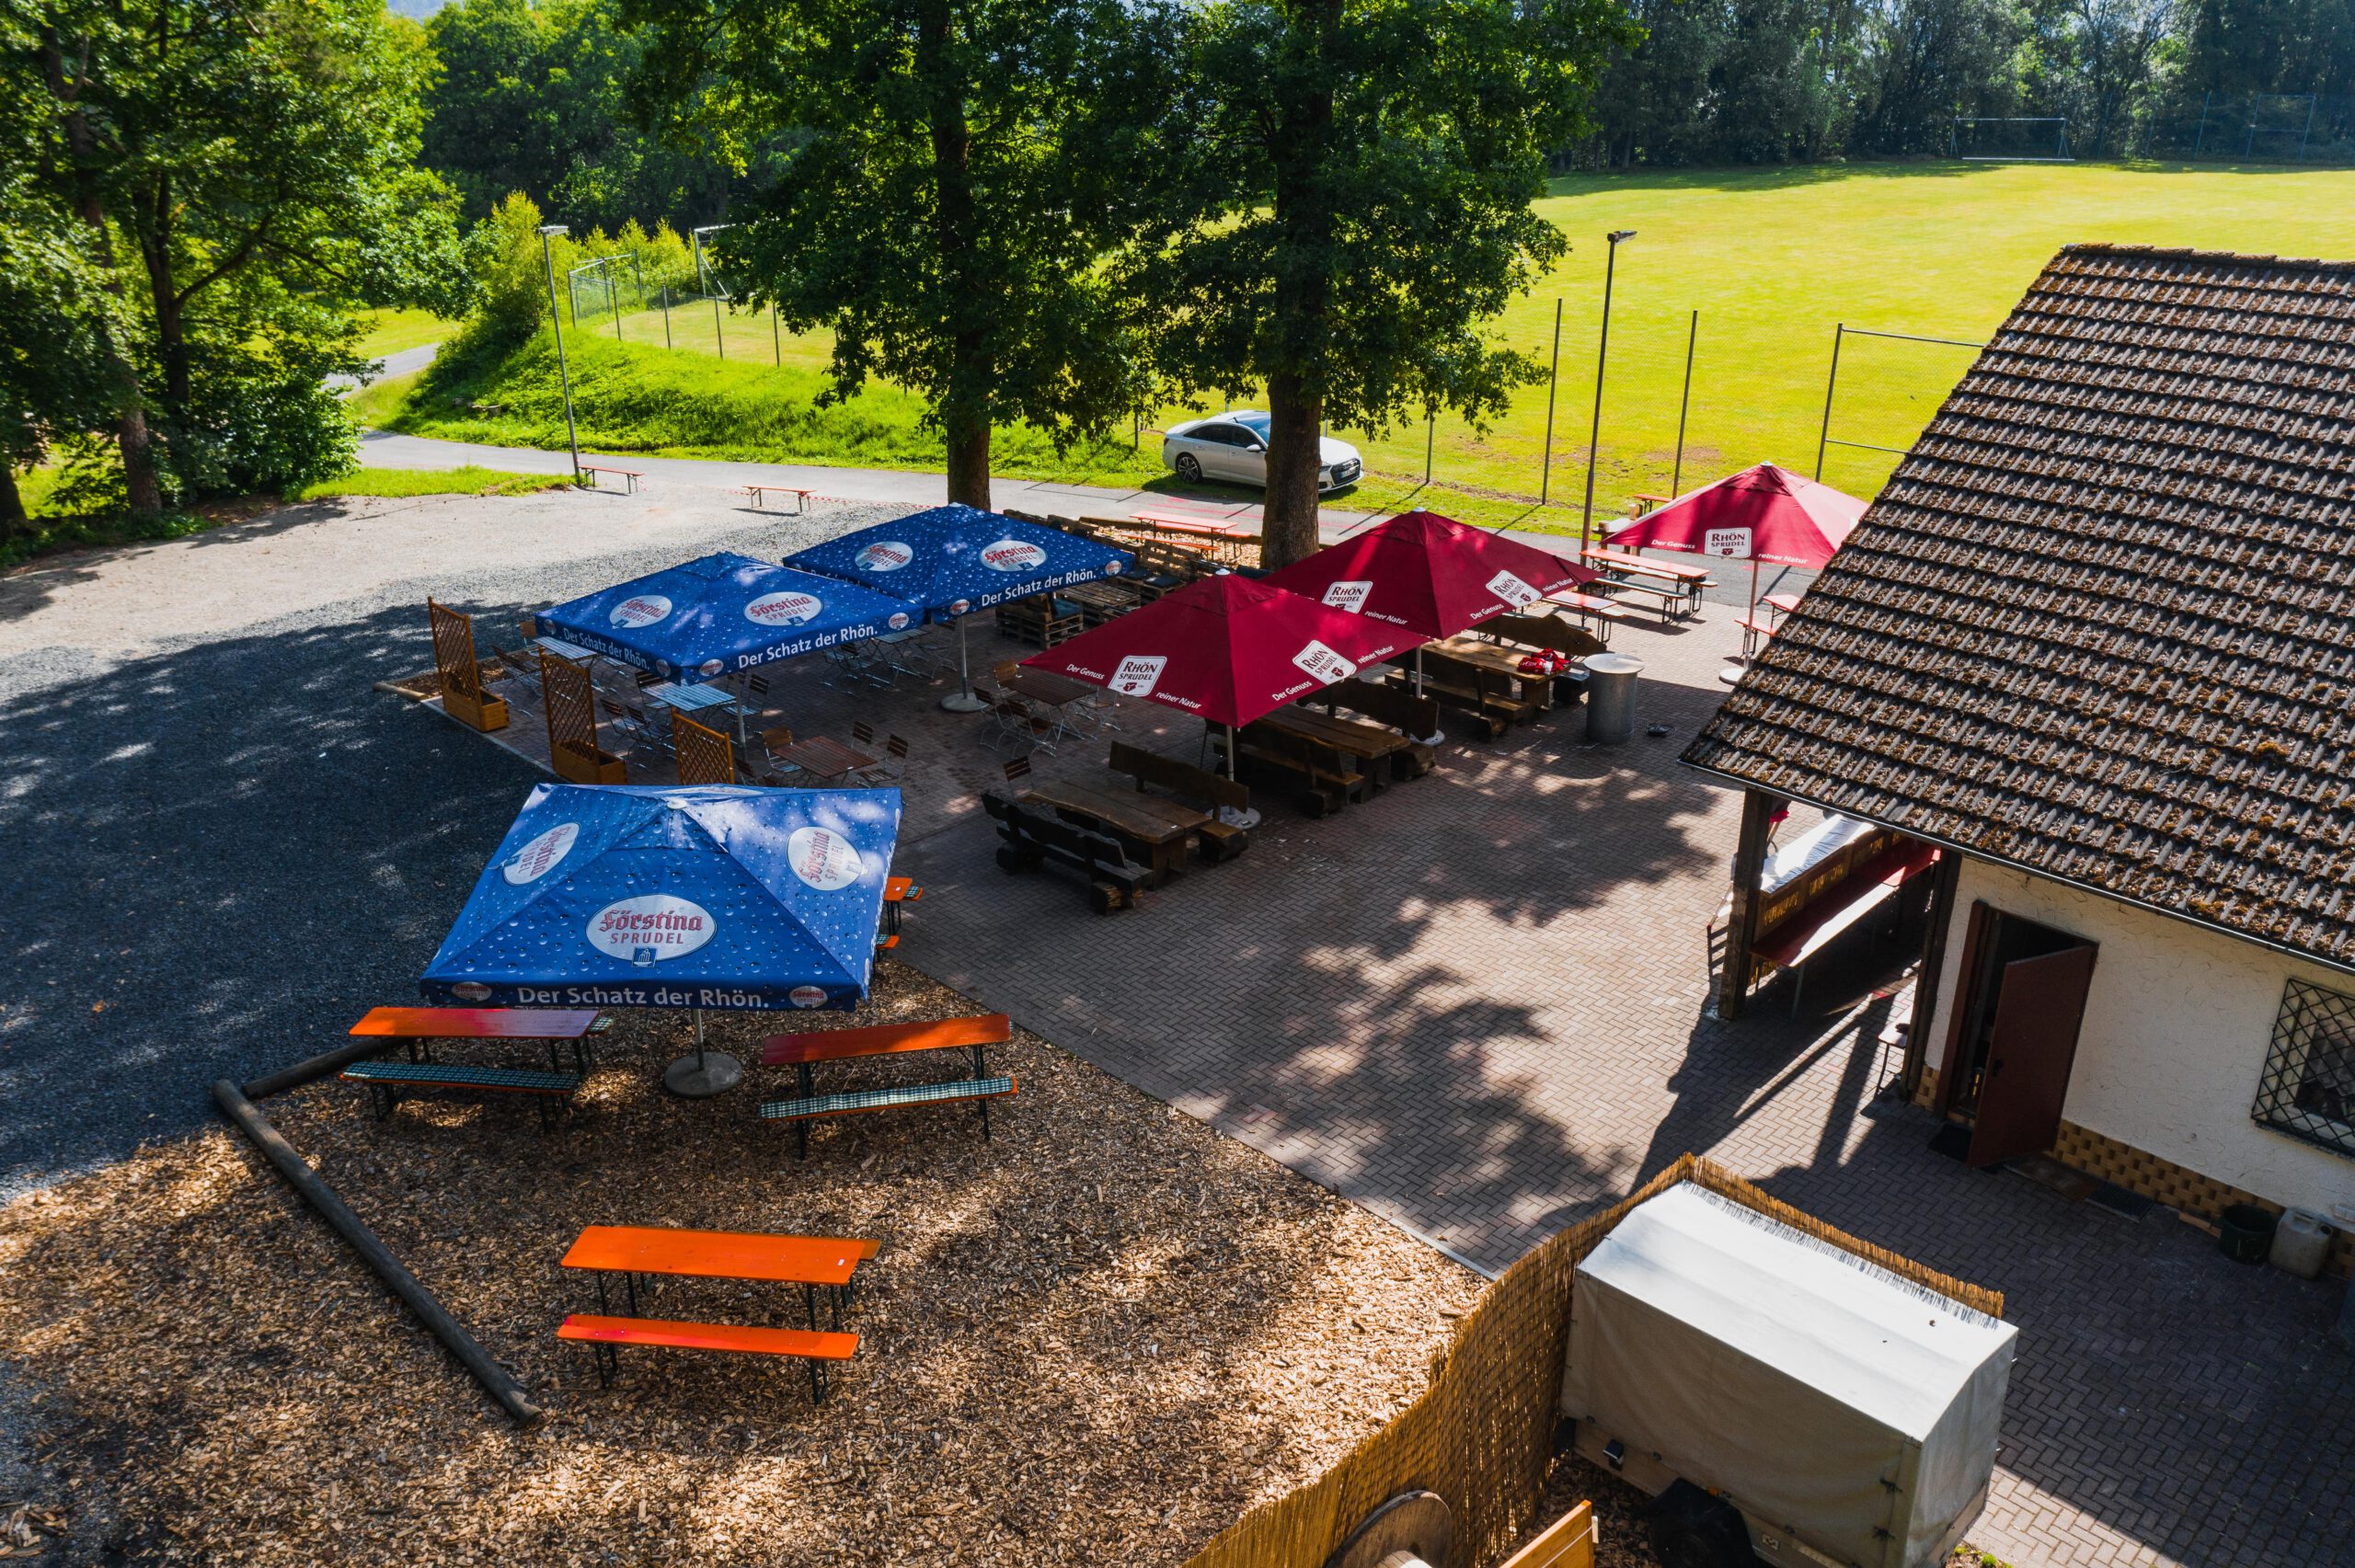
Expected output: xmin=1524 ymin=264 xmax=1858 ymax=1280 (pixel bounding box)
xmin=353 ymin=306 xmax=456 ymax=360
xmin=373 ymin=162 xmax=2355 ymax=532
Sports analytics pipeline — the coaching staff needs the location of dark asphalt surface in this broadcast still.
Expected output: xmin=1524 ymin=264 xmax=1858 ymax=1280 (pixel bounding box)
xmin=0 ymin=503 xmax=893 ymax=1200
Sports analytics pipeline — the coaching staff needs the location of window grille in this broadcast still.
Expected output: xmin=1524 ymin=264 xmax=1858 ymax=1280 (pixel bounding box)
xmin=2252 ymin=978 xmax=2355 ymax=1159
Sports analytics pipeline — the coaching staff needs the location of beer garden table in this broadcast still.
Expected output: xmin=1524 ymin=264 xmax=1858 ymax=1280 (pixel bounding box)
xmin=1019 ymin=778 xmax=1207 ymax=885
xmin=349 ymin=1006 xmax=606 ymax=1074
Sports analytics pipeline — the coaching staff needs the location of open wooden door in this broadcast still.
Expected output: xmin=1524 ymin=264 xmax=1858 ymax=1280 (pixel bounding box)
xmin=1968 ymin=944 xmax=2097 ymax=1167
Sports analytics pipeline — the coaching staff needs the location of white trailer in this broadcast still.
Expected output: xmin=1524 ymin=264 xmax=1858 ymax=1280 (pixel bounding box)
xmin=1557 ymin=1184 xmax=2016 ymax=1568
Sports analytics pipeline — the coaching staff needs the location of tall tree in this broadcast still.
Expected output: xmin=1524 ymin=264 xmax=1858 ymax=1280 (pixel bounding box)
xmin=9 ymin=0 xmax=469 ymax=511
xmin=1153 ymin=0 xmax=1632 ymax=566
xmin=628 ymin=0 xmax=1186 ymax=509
xmin=0 ymin=175 xmax=121 ymax=536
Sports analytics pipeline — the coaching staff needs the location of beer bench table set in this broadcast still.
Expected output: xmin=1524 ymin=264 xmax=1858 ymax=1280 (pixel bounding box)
xmin=339 ymin=1007 xmax=611 ymax=1129
xmin=759 ymin=1013 xmax=1018 ymax=1158
xmin=557 ymin=1223 xmax=877 ymax=1400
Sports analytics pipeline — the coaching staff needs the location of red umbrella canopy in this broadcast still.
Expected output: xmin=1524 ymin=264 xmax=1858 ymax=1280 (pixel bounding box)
xmin=1261 ymin=509 xmax=1597 ymax=639
xmin=1606 ymin=464 xmax=1865 ymax=569
xmin=1020 ymin=574 xmax=1413 ymax=729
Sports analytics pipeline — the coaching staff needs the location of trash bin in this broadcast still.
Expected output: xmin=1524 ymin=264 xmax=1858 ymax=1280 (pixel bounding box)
xmin=1584 ymin=653 xmax=1645 ymax=745
xmin=2219 ymin=1203 xmax=2278 ymax=1265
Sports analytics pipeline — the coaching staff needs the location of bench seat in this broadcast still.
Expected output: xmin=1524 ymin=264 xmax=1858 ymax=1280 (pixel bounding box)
xmin=557 ymin=1313 xmax=857 ymax=1400
xmin=760 ymin=1075 xmax=1017 ymax=1159
xmin=342 ymin=1059 xmax=581 ymax=1128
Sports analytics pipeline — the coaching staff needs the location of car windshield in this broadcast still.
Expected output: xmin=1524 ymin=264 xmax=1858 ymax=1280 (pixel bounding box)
xmin=1231 ymin=412 xmax=1272 ymax=437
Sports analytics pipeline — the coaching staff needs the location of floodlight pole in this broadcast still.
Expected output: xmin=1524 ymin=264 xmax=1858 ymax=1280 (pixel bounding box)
xmin=1580 ymin=231 xmax=1636 ymax=554
xmin=1671 ymin=309 xmax=1698 ymax=498
xmin=539 ymin=224 xmax=581 ymax=484
xmin=1539 ymin=299 xmax=1563 ymax=503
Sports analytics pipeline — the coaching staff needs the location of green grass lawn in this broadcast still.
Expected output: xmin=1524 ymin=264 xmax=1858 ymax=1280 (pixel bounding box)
xmin=353 ymin=306 xmax=456 ymax=360
xmin=371 ymin=163 xmax=2355 ymax=532
xmin=288 ymin=465 xmax=576 ymax=500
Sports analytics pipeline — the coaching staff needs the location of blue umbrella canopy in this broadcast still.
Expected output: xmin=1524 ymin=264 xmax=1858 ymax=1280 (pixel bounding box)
xmin=785 ymin=504 xmax=1134 ymax=624
xmin=535 ymin=551 xmax=923 ymax=681
xmin=420 ymin=784 xmax=900 ymax=1013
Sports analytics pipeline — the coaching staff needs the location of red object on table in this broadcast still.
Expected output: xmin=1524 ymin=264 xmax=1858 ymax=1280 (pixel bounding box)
xmin=560 ymin=1224 xmax=874 ymax=1287
xmin=1019 ymin=573 xmax=1411 ymax=730
xmin=350 ymin=1007 xmax=600 ymax=1039
xmin=1261 ymin=509 xmax=1597 ymax=643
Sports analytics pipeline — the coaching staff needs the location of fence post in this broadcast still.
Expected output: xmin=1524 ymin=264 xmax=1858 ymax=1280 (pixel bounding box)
xmin=1424 ymin=411 xmax=1434 ymax=485
xmin=1814 ymin=324 xmax=1844 ymax=482
xmin=1539 ymin=298 xmax=1562 ymax=504
xmin=1671 ymin=309 xmax=1697 ymax=498
xmin=772 ymin=304 xmax=781 ymax=365
xmin=2300 ymin=94 xmax=2318 ymax=158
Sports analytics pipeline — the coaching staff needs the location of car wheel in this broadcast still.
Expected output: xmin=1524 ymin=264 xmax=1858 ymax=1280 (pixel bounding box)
xmin=1174 ymin=452 xmax=1202 ymax=484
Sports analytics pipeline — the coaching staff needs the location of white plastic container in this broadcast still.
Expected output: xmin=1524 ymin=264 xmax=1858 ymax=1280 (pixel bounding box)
xmin=2270 ymin=1209 xmax=2330 ymax=1279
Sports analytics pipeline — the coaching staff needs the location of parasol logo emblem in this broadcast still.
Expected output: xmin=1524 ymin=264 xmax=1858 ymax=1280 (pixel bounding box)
xmin=787 ymin=826 xmax=866 ymax=891
xmin=611 ymin=593 xmax=672 ymax=628
xmin=948 ymin=598 xmax=971 ymax=616
xmin=451 ymin=981 xmax=492 ymax=1002
xmin=697 ymin=658 xmax=726 ymax=676
xmin=789 ymin=985 xmax=830 ymax=1008
xmin=502 ymin=821 xmax=580 ymax=885
xmin=586 ymin=895 xmax=716 ymax=963
xmin=1486 ymin=569 xmax=1539 ymax=607
xmin=1705 ymin=526 xmax=1753 ymax=558
xmin=746 ymin=590 xmax=823 ymax=627
xmin=1291 ymin=639 xmax=1357 ymax=686
xmin=856 ymin=540 xmax=913 ymax=571
xmin=1110 ymin=654 xmax=1167 ymax=697
xmin=1103 ymin=558 xmax=1124 ymax=576
xmin=1321 ymin=580 xmax=1374 ymax=613
xmin=980 ymin=538 xmax=1049 ymax=573
xmin=887 ymin=612 xmax=911 ymax=631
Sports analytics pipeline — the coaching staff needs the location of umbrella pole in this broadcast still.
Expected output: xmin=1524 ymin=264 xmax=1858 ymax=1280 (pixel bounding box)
xmin=1223 ymin=721 xmax=1263 ymax=830
xmin=663 ymin=1004 xmax=743 ymax=1098
xmin=1409 ymin=647 xmax=1444 ymax=746
xmin=940 ymin=615 xmax=988 ymax=713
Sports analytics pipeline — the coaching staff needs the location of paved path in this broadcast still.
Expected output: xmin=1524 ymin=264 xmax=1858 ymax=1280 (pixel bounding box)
xmin=2 ymin=482 xmax=2346 ymax=1568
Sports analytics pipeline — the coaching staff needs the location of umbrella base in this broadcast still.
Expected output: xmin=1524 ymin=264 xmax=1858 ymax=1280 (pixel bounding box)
xmin=663 ymin=1051 xmax=744 ymax=1098
xmin=939 ymin=692 xmax=990 ymax=714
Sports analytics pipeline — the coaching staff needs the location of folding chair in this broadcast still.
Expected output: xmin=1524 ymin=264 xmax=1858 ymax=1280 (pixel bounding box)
xmin=991 ymin=696 xmax=1058 ymax=757
xmin=1003 ymin=755 xmax=1034 ymax=785
xmin=752 ymin=725 xmax=804 ymax=785
xmin=856 ymin=734 xmax=910 ymax=784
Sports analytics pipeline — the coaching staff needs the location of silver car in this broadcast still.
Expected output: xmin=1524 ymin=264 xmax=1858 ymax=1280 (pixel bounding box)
xmin=1161 ymin=410 xmax=1362 ymax=492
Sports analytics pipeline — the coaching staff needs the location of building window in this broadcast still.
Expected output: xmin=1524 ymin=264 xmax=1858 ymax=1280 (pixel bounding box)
xmin=2253 ymin=978 xmax=2355 ymax=1160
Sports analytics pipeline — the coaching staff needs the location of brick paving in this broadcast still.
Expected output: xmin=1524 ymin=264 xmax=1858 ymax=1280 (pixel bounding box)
xmin=873 ymin=587 xmax=2355 ymax=1568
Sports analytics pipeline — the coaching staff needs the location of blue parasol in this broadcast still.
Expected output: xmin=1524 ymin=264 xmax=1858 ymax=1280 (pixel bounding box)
xmin=535 ymin=552 xmax=923 ymax=683
xmin=420 ymin=784 xmax=902 ymax=1094
xmin=786 ymin=505 xmax=1133 ymax=711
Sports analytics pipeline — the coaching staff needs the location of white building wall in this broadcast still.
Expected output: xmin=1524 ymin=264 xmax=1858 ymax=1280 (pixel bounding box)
xmin=1929 ymin=856 xmax=2355 ymax=1219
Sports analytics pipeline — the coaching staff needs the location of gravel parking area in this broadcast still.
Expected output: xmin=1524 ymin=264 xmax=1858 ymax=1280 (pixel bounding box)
xmin=0 ymin=963 xmax=1480 ymax=1566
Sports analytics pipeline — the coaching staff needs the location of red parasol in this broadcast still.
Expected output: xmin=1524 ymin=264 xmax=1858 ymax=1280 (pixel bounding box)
xmin=1605 ymin=463 xmax=1864 ymax=623
xmin=1018 ymin=574 xmax=1411 ymax=736
xmin=1260 ymin=509 xmax=1598 ymax=640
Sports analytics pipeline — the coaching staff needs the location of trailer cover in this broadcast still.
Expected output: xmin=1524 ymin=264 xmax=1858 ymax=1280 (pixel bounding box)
xmin=1560 ymin=1185 xmax=2016 ymax=1568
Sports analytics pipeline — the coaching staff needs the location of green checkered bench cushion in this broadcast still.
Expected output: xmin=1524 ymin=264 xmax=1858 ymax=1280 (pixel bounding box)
xmin=342 ymin=1060 xmax=580 ymax=1095
xmin=759 ymin=1075 xmax=1015 ymax=1122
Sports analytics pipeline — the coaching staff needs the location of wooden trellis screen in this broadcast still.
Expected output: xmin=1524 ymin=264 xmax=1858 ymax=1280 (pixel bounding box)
xmin=427 ymin=599 xmax=506 ymax=732
xmin=540 ymin=653 xmax=626 ymax=784
xmin=671 ymin=710 xmax=736 ymax=785
xmin=1179 ymin=1155 xmax=2004 ymax=1568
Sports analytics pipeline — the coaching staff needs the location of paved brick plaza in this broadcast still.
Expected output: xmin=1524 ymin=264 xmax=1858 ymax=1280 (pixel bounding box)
xmin=863 ymin=589 xmax=2355 ymax=1568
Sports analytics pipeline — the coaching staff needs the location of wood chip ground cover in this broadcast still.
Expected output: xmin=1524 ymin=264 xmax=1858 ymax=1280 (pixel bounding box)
xmin=0 ymin=964 xmax=1483 ymax=1565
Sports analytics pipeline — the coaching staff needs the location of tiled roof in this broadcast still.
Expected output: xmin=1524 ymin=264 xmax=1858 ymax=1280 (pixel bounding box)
xmin=1684 ymin=245 xmax=2355 ymax=968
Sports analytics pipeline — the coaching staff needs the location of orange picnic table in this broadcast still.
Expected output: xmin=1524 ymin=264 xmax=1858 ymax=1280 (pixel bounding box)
xmin=350 ymin=1006 xmax=605 ymax=1072
xmin=561 ymin=1223 xmax=881 ymax=1328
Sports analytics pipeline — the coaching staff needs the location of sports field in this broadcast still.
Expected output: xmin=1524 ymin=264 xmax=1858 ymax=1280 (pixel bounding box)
xmin=382 ymin=163 xmax=2355 ymax=529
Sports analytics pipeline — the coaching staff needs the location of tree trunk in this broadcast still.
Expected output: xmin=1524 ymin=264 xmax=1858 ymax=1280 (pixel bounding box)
xmin=0 ymin=466 xmax=28 ymax=542
xmin=40 ymin=30 xmax=163 ymax=518
xmin=944 ymin=414 xmax=992 ymax=510
xmin=922 ymin=0 xmax=991 ymax=511
xmin=1259 ymin=0 xmax=1343 ymax=568
xmin=1261 ymin=372 xmax=1324 ymax=567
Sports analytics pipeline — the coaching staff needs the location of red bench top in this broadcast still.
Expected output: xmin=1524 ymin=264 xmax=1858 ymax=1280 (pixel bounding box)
xmin=1131 ymin=509 xmax=1240 ymax=534
xmin=560 ymin=1224 xmax=876 ymax=1285
xmin=350 ymin=1007 xmax=600 ymax=1040
xmin=557 ymin=1314 xmax=858 ymax=1360
xmin=761 ymin=1013 xmax=1011 ymax=1069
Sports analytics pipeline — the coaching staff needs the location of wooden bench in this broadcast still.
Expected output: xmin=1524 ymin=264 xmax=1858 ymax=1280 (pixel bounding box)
xmin=1411 ymin=651 xmax=1543 ymax=738
xmin=580 ymin=465 xmax=642 ymax=495
xmin=982 ymin=791 xmax=1151 ymax=911
xmin=1219 ymin=726 xmax=1366 ymax=818
xmin=1304 ymin=679 xmax=1442 ymax=774
xmin=760 ymin=1014 xmax=1013 ymax=1157
xmin=759 ymin=1077 xmax=1018 ymax=1158
xmin=1592 ymin=575 xmax=1688 ymax=624
xmin=1481 ymin=612 xmax=1609 ymax=704
xmin=883 ymin=875 xmax=923 ymax=935
xmin=1107 ymin=741 xmax=1251 ymax=861
xmin=340 ymin=1059 xmax=580 ymax=1130
xmin=557 ymin=1313 xmax=857 ymax=1401
xmin=1117 ymin=537 xmax=1217 ymax=601
xmin=739 ymin=482 xmax=814 ymax=514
